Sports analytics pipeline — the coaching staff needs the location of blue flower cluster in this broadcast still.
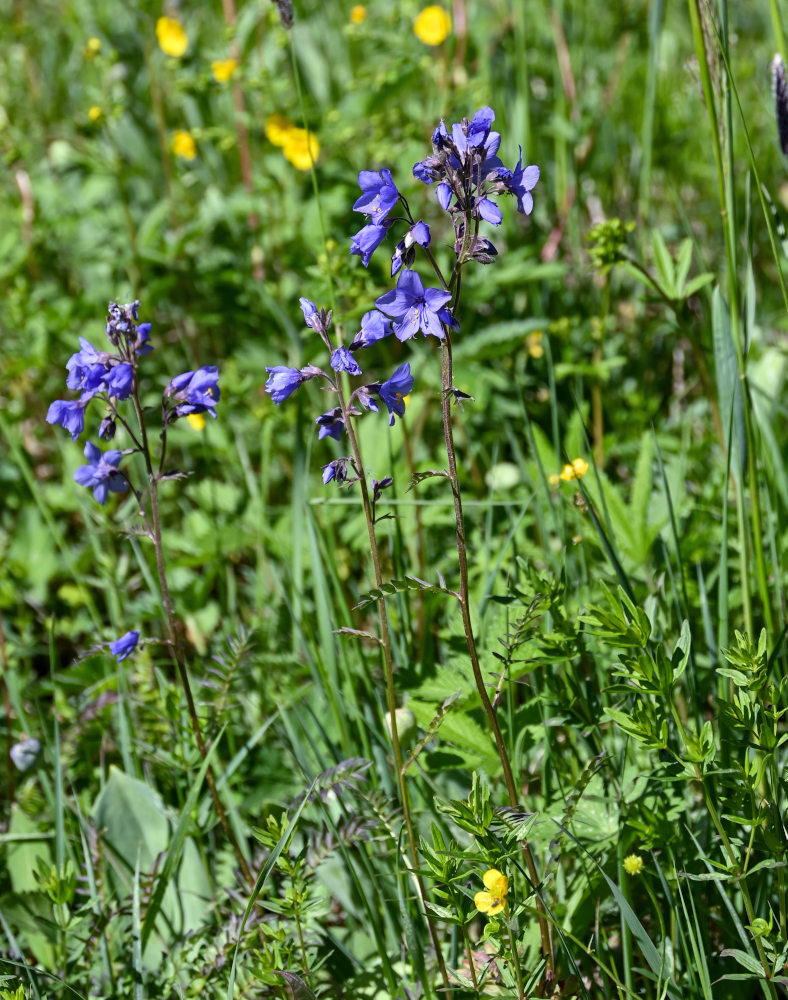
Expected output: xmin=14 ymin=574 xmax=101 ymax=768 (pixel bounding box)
xmin=265 ymin=107 xmax=537 ymax=489
xmin=46 ymin=301 xmax=220 ymax=504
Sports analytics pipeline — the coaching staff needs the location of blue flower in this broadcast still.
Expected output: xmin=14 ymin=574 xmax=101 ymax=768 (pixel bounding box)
xmin=315 ymin=408 xmax=345 ymax=440
xmin=46 ymin=399 xmax=87 ymax=441
xmin=265 ymin=366 xmax=306 ymax=404
xmin=110 ymin=630 xmax=140 ymax=661
xmin=375 ymin=269 xmax=454 ymax=341
xmin=378 ymin=362 xmax=413 ymax=426
xmin=322 ymin=458 xmax=349 ymax=485
xmin=166 ymin=366 xmax=220 ymax=418
xmin=349 ymin=310 xmax=392 ymax=351
xmin=66 ymin=338 xmax=110 ymax=399
xmin=134 ymin=322 xmax=153 ymax=356
xmin=437 ymin=182 xmax=453 ymax=211
xmin=330 ymin=347 xmax=362 ymax=376
xmin=299 ymin=297 xmax=332 ymax=339
xmin=105 ymin=363 xmax=134 ymax=400
xmin=391 ymin=221 xmax=431 ymax=277
xmin=353 ymin=168 xmax=399 ymax=221
xmin=476 ymin=197 xmax=502 ymax=226
xmin=350 ymin=221 xmax=389 ymax=267
xmin=497 ymin=149 xmax=539 ymax=215
xmin=73 ymin=441 xmax=128 ymax=505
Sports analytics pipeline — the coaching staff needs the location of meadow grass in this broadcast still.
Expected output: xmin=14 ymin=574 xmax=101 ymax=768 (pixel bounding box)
xmin=3 ymin=1 xmax=788 ymax=997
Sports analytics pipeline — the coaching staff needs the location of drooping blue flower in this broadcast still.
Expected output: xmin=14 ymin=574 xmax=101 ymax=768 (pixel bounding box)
xmin=497 ymin=149 xmax=540 ymax=215
xmin=134 ymin=322 xmax=153 ymax=356
xmin=166 ymin=366 xmax=220 ymax=418
xmin=46 ymin=399 xmax=88 ymax=441
xmin=330 ymin=347 xmax=362 ymax=376
xmin=105 ymin=363 xmax=134 ymax=400
xmin=349 ymin=311 xmax=392 ymax=351
xmin=352 ymin=169 xmax=399 ymax=221
xmin=299 ymin=297 xmax=332 ymax=341
xmin=350 ymin=221 xmax=389 ymax=267
xmin=110 ymin=630 xmax=140 ymax=661
xmin=375 ymin=269 xmax=455 ymax=341
xmin=378 ymin=362 xmax=414 ymax=426
xmin=476 ymin=197 xmax=502 ymax=226
xmin=73 ymin=441 xmax=128 ymax=505
xmin=436 ymin=182 xmax=453 ymax=211
xmin=322 ymin=457 xmax=350 ymax=485
xmin=265 ymin=366 xmax=307 ymax=404
xmin=315 ymin=408 xmax=345 ymax=441
xmin=66 ymin=338 xmax=110 ymax=399
xmin=391 ymin=221 xmax=431 ymax=277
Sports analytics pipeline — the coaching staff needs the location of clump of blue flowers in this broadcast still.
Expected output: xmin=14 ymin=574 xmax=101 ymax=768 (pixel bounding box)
xmin=46 ymin=300 xmax=221 ymax=660
xmin=265 ymin=106 xmax=537 ymax=496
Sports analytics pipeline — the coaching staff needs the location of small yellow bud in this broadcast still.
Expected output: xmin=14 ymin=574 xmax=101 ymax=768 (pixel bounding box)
xmin=88 ymin=106 xmax=102 ymax=122
xmin=172 ymin=130 xmax=197 ymax=160
xmin=211 ymin=57 xmax=238 ymax=83
xmin=413 ymin=5 xmax=451 ymax=45
xmin=623 ymin=854 xmax=644 ymax=876
xmin=350 ymin=5 xmax=367 ymax=23
xmin=156 ymin=16 xmax=188 ymax=58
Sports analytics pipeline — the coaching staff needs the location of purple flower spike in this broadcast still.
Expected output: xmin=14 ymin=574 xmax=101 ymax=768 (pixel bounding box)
xmin=110 ymin=630 xmax=140 ymax=661
xmin=350 ymin=221 xmax=389 ymax=267
xmin=375 ymin=269 xmax=453 ymax=341
xmin=73 ymin=441 xmax=127 ymax=505
xmin=349 ymin=310 xmax=392 ymax=351
xmin=352 ymin=168 xmax=399 ymax=221
xmin=330 ymin=346 xmax=362 ymax=376
xmin=46 ymin=399 xmax=87 ymax=441
xmin=378 ymin=362 xmax=414 ymax=426
xmin=166 ymin=366 xmax=220 ymax=418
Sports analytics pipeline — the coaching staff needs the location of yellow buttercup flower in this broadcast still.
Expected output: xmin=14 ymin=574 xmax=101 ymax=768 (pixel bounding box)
xmin=559 ymin=463 xmax=576 ymax=482
xmin=571 ymin=457 xmax=589 ymax=479
xmin=526 ymin=330 xmax=544 ymax=358
xmin=211 ymin=57 xmax=238 ymax=83
xmin=88 ymin=106 xmax=102 ymax=122
xmin=265 ymin=113 xmax=294 ymax=147
xmin=413 ymin=5 xmax=451 ymax=46
xmin=350 ymin=4 xmax=367 ymax=23
xmin=186 ymin=413 xmax=206 ymax=431
xmin=172 ymin=130 xmax=197 ymax=160
xmin=85 ymin=37 xmax=101 ymax=58
xmin=282 ymin=127 xmax=319 ymax=170
xmin=623 ymin=854 xmax=644 ymax=876
xmin=474 ymin=868 xmax=508 ymax=916
xmin=156 ymin=16 xmax=188 ymax=57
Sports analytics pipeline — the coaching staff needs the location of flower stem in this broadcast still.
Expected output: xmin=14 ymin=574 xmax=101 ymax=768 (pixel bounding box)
xmin=336 ymin=383 xmax=453 ymax=999
xmin=131 ymin=385 xmax=254 ymax=889
xmin=439 ymin=333 xmax=554 ymax=977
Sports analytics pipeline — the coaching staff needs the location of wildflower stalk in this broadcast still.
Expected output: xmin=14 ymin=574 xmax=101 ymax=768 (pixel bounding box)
xmin=334 ymin=379 xmax=454 ymax=1000
xmin=420 ymin=215 xmax=555 ymax=976
xmin=129 ymin=383 xmax=255 ymax=890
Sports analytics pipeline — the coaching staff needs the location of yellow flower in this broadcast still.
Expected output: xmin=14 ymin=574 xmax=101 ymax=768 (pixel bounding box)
xmin=84 ymin=37 xmax=101 ymax=58
xmin=211 ymin=57 xmax=238 ymax=83
xmin=282 ymin=127 xmax=319 ymax=170
xmin=172 ymin=130 xmax=197 ymax=160
xmin=186 ymin=413 xmax=206 ymax=431
xmin=474 ymin=868 xmax=508 ymax=916
xmin=88 ymin=106 xmax=102 ymax=122
xmin=548 ymin=473 xmax=560 ymax=489
xmin=265 ymin=113 xmax=294 ymax=147
xmin=526 ymin=330 xmax=544 ymax=359
xmin=413 ymin=5 xmax=451 ymax=46
xmin=623 ymin=854 xmax=644 ymax=876
xmin=156 ymin=16 xmax=188 ymax=58
xmin=350 ymin=4 xmax=367 ymax=23
xmin=559 ymin=463 xmax=576 ymax=482
xmin=571 ymin=457 xmax=589 ymax=479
